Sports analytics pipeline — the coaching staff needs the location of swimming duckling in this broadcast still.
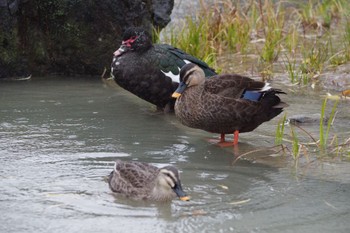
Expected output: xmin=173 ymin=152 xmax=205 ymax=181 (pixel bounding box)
xmin=108 ymin=160 xmax=190 ymax=202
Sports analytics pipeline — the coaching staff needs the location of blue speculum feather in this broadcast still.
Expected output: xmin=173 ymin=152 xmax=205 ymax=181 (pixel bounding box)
xmin=241 ymin=90 xmax=263 ymax=101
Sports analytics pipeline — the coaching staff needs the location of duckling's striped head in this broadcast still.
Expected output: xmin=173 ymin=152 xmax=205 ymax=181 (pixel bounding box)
xmin=158 ymin=166 xmax=190 ymax=201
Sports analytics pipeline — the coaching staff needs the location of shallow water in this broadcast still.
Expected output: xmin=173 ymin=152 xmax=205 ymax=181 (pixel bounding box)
xmin=1 ymin=77 xmax=349 ymax=233
xmin=1 ymin=0 xmax=350 ymax=230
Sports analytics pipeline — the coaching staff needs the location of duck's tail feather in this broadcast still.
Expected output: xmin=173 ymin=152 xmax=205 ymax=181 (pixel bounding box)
xmin=261 ymin=89 xmax=288 ymax=119
xmin=242 ymin=83 xmax=283 ymax=101
xmin=273 ymin=101 xmax=289 ymax=108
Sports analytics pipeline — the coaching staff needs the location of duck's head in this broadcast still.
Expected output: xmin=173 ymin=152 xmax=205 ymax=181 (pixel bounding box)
xmin=154 ymin=166 xmax=190 ymax=201
xmin=113 ymin=27 xmax=152 ymax=56
xmin=172 ymin=63 xmax=205 ymax=98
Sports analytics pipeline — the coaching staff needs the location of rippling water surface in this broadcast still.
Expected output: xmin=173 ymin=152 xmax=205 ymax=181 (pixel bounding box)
xmin=1 ymin=77 xmax=349 ymax=233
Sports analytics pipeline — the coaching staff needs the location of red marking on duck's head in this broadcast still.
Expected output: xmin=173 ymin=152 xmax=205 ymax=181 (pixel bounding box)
xmin=113 ymin=36 xmax=139 ymax=57
xmin=122 ymin=36 xmax=139 ymax=48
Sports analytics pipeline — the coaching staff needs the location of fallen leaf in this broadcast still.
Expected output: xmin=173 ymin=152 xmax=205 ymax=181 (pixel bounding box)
xmin=341 ymin=89 xmax=350 ymax=97
xmin=218 ymin=184 xmax=229 ymax=190
xmin=321 ymin=93 xmax=341 ymax=100
xmin=230 ymin=198 xmax=251 ymax=205
xmin=191 ymin=209 xmax=207 ymax=216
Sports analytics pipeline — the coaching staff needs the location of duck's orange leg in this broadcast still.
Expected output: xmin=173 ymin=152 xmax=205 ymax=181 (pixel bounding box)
xmin=217 ymin=133 xmax=237 ymax=147
xmin=220 ymin=133 xmax=225 ymax=143
xmin=233 ymin=130 xmax=239 ymax=145
xmin=211 ymin=132 xmax=240 ymax=147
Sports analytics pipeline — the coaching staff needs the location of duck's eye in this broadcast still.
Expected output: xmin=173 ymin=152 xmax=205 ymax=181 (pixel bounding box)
xmin=166 ymin=173 xmax=174 ymax=179
xmin=162 ymin=172 xmax=176 ymax=187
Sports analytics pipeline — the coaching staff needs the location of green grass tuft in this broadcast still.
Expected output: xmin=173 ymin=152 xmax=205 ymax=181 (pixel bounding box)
xmin=319 ymin=97 xmax=339 ymax=151
xmin=158 ymin=0 xmax=350 ymax=84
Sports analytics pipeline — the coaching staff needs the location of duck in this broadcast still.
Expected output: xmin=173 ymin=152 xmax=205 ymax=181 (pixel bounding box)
xmin=172 ymin=63 xmax=288 ymax=146
xmin=108 ymin=159 xmax=190 ymax=202
xmin=110 ymin=27 xmax=216 ymax=112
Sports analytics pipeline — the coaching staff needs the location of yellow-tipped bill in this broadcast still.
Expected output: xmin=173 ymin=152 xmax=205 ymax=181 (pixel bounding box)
xmin=172 ymin=81 xmax=187 ymax=99
xmin=173 ymin=180 xmax=189 ymax=201
xmin=180 ymin=196 xmax=190 ymax=201
xmin=172 ymin=92 xmax=182 ymax=98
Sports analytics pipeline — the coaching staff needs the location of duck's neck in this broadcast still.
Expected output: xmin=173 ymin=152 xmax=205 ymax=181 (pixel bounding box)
xmin=135 ymin=43 xmax=153 ymax=54
xmin=182 ymin=85 xmax=202 ymax=101
xmin=151 ymin=182 xmax=175 ymax=201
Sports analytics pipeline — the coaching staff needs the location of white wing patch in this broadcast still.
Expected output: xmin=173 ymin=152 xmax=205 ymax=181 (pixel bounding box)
xmin=161 ymin=68 xmax=180 ymax=83
xmin=160 ymin=60 xmax=192 ymax=83
xmin=260 ymin=82 xmax=272 ymax=92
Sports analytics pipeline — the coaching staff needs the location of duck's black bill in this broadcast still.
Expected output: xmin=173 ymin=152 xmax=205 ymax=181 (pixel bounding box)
xmin=172 ymin=81 xmax=187 ymax=98
xmin=173 ymin=183 xmax=190 ymax=201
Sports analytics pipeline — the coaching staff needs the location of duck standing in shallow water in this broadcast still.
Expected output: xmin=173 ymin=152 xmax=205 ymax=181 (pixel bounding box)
xmin=108 ymin=160 xmax=190 ymax=202
xmin=110 ymin=27 xmax=216 ymax=112
xmin=172 ymin=63 xmax=288 ymax=146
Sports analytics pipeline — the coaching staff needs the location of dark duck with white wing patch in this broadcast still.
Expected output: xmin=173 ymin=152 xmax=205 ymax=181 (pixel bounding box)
xmin=111 ymin=27 xmax=216 ymax=112
xmin=172 ymin=63 xmax=288 ymax=145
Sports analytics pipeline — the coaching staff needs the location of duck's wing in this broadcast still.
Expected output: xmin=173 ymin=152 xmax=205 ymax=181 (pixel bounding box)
xmin=152 ymin=44 xmax=216 ymax=83
xmin=231 ymin=89 xmax=287 ymax=132
xmin=114 ymin=161 xmax=158 ymax=189
xmin=204 ymin=74 xmax=268 ymax=100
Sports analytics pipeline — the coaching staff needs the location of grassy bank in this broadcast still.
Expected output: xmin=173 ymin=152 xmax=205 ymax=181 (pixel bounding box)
xmin=157 ymin=0 xmax=350 ymax=84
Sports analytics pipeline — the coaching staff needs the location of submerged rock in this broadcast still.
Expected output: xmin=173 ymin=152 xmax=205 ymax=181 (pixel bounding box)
xmin=288 ymin=113 xmax=328 ymax=125
xmin=0 ymin=0 xmax=174 ymax=78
